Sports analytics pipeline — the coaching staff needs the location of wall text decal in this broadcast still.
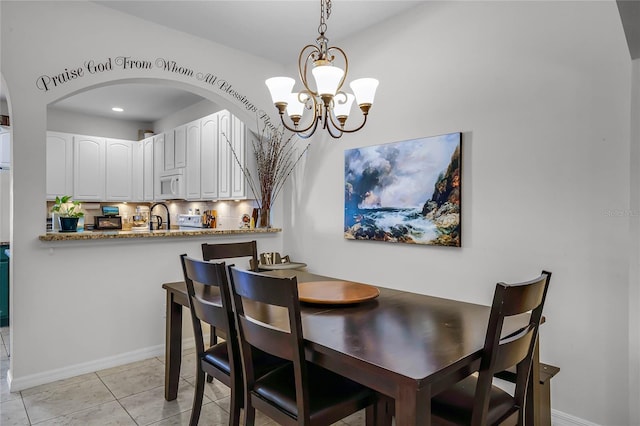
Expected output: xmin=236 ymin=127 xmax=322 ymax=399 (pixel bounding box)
xmin=35 ymin=55 xmax=278 ymax=131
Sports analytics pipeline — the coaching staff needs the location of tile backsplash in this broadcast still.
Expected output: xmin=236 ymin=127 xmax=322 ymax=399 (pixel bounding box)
xmin=46 ymin=200 xmax=258 ymax=230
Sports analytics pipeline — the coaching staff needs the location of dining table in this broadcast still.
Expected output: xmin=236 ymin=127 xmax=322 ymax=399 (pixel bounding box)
xmin=162 ymin=269 xmax=545 ymax=426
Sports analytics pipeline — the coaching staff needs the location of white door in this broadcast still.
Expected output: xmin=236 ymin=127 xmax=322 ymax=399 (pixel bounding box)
xmin=46 ymin=132 xmax=73 ymax=200
xmin=0 ymin=130 xmax=10 ymax=169
xmin=200 ymin=113 xmax=219 ymax=199
xmin=153 ymin=133 xmax=165 ymax=200
xmin=230 ymin=115 xmax=246 ymax=199
xmin=73 ymin=135 xmax=105 ymax=201
xmin=174 ymin=124 xmax=187 ymax=169
xmin=143 ymin=137 xmax=154 ymax=201
xmin=218 ymin=110 xmax=232 ymax=199
xmin=105 ymin=139 xmax=133 ymax=201
xmin=185 ymin=119 xmax=201 ymax=200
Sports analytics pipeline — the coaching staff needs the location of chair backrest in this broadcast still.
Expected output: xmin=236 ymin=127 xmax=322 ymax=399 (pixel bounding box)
xmin=472 ymin=270 xmax=552 ymax=425
xmin=201 ymin=240 xmax=259 ymax=271
xmin=179 ymin=254 xmax=238 ymax=374
xmin=228 ymin=266 xmax=311 ymax=421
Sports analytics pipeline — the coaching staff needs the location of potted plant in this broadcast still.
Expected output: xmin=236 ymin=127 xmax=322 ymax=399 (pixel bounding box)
xmin=51 ymin=195 xmax=84 ymax=232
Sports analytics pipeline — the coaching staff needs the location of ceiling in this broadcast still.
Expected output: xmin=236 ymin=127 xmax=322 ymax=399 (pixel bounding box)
xmin=48 ymin=0 xmax=425 ymax=122
xmin=10 ymin=1 xmax=640 ymax=123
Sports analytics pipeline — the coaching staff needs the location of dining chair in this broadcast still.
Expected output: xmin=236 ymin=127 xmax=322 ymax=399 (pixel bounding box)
xmin=227 ymin=266 xmax=384 ymax=426
xmin=200 ymin=240 xmax=259 ymax=355
xmin=179 ymin=255 xmax=285 ymax=426
xmin=429 ymin=270 xmax=552 ymax=426
xmin=201 ymin=240 xmax=259 ymax=271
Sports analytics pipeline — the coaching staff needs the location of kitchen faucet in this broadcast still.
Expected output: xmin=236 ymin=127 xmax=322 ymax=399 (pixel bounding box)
xmin=150 ymin=202 xmax=171 ymax=231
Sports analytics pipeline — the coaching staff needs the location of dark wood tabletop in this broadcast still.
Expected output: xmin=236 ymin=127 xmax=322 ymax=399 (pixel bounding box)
xmin=162 ymin=270 xmax=542 ymax=426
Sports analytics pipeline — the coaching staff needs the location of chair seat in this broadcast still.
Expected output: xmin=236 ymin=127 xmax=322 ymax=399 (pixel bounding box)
xmin=254 ymin=363 xmax=374 ymax=422
xmin=202 ymin=342 xmax=287 ymax=378
xmin=202 ymin=343 xmax=231 ymax=374
xmin=431 ymin=375 xmax=517 ymax=425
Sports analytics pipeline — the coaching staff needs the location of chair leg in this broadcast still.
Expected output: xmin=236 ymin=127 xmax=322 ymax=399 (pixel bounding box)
xmin=243 ymin=403 xmax=256 ymax=426
xmin=189 ymin=370 xmax=206 ymax=426
xmin=228 ymin=387 xmax=242 ymax=426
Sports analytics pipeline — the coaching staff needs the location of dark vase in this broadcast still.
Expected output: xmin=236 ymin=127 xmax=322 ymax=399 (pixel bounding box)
xmin=59 ymin=217 xmax=79 ymax=232
xmin=257 ymin=207 xmax=271 ymax=229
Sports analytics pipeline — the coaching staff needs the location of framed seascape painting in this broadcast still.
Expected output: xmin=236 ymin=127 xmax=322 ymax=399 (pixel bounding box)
xmin=344 ymin=132 xmax=461 ymax=247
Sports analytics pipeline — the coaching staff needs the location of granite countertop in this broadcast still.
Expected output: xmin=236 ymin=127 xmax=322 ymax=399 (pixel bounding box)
xmin=39 ymin=227 xmax=281 ymax=241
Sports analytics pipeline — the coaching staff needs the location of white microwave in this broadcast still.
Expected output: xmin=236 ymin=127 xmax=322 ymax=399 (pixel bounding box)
xmin=158 ymin=170 xmax=185 ymax=199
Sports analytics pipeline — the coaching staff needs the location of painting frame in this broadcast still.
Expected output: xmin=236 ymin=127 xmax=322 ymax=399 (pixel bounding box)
xmin=344 ymin=132 xmax=462 ymax=247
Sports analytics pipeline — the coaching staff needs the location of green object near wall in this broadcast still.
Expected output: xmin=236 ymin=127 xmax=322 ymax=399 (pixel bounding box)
xmin=0 ymin=245 xmax=8 ymax=327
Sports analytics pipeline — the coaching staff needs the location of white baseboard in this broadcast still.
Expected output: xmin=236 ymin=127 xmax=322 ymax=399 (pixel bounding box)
xmin=552 ymin=409 xmax=601 ymax=426
xmin=8 ymin=338 xmax=196 ymax=392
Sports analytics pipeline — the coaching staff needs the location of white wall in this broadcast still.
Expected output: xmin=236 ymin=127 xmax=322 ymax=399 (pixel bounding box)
xmin=629 ymin=58 xmax=640 ymax=426
xmin=1 ymin=0 xmax=284 ymax=392
xmin=284 ymin=1 xmax=633 ymax=425
xmin=1 ymin=0 xmax=636 ymax=424
xmin=47 ymin=107 xmax=151 ymax=140
xmin=153 ymin=98 xmax=222 ymax=133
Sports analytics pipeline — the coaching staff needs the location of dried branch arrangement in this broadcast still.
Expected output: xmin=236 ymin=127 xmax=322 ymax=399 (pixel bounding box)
xmin=223 ymin=119 xmax=310 ymax=226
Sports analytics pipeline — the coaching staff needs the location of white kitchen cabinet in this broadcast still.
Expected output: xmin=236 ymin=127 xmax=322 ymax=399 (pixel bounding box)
xmin=217 ymin=110 xmax=232 ymax=199
xmin=164 ymin=129 xmax=175 ymax=171
xmin=105 ymin=138 xmax=133 ymax=201
xmin=0 ymin=128 xmax=10 ymax=169
xmin=200 ymin=113 xmax=219 ymax=199
xmin=174 ymin=125 xmax=187 ymax=169
xmin=185 ymin=119 xmax=201 ymax=200
xmin=143 ymin=136 xmax=154 ymax=201
xmin=153 ymin=133 xmax=165 ymax=200
xmin=46 ymin=132 xmax=73 ymax=200
xmin=73 ymin=135 xmax=106 ymax=201
xmin=132 ymin=140 xmax=143 ymax=202
xmin=230 ymin=115 xmax=246 ymax=199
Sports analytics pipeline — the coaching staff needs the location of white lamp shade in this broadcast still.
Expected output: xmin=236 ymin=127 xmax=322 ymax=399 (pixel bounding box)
xmin=265 ymin=77 xmax=295 ymax=104
xmin=350 ymin=78 xmax=379 ymax=105
xmin=332 ymin=93 xmax=355 ymax=117
xmin=312 ymin=65 xmax=344 ymax=96
xmin=286 ymin=92 xmax=308 ymax=117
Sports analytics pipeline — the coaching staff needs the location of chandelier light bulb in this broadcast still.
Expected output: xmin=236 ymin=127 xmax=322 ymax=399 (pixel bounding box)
xmin=265 ymin=77 xmax=295 ymax=104
xmin=311 ymin=65 xmax=345 ymax=97
xmin=350 ymin=78 xmax=379 ymax=107
xmin=332 ymin=92 xmax=355 ymax=119
xmin=286 ymin=92 xmax=307 ymax=118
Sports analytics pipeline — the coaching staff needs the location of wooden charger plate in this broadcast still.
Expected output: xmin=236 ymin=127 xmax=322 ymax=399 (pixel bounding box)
xmin=298 ymin=280 xmax=380 ymax=305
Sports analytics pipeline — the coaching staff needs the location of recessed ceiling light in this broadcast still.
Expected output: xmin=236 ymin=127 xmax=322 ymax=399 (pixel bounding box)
xmin=112 ymin=107 xmax=124 ymax=112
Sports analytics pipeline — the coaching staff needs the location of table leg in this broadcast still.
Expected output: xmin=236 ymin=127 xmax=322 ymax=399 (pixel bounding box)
xmin=526 ymin=338 xmax=542 ymax=426
xmin=395 ymin=385 xmax=429 ymax=426
xmin=164 ymin=291 xmax=183 ymax=401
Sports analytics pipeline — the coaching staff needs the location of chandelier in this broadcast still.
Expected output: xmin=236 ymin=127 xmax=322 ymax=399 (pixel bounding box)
xmin=265 ymin=0 xmax=379 ymax=139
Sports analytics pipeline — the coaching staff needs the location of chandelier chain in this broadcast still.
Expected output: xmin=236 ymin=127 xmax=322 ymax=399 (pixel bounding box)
xmin=318 ymin=0 xmax=332 ymax=35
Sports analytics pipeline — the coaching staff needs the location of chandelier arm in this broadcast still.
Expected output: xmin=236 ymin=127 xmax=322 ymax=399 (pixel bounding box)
xmin=299 ymin=45 xmax=320 ymax=95
xmin=332 ymin=112 xmax=370 ymax=134
xmin=327 ymin=46 xmax=349 ymax=92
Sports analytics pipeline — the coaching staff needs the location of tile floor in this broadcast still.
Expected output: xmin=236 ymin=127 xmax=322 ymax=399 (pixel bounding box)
xmin=0 ymin=327 xmax=368 ymax=426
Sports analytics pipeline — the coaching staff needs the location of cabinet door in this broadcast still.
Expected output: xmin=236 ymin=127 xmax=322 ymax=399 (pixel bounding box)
xmin=143 ymin=137 xmax=154 ymax=201
xmin=105 ymin=139 xmax=133 ymax=201
xmin=217 ymin=110 xmax=232 ymax=199
xmin=165 ymin=129 xmax=176 ymax=171
xmin=73 ymin=135 xmax=106 ymax=201
xmin=46 ymin=132 xmax=73 ymax=200
xmin=200 ymin=113 xmax=219 ymax=199
xmin=230 ymin=115 xmax=246 ymax=199
xmin=185 ymin=119 xmax=201 ymax=200
xmin=153 ymin=133 xmax=165 ymax=200
xmin=174 ymin=124 xmax=187 ymax=168
xmin=0 ymin=130 xmax=10 ymax=169
xmin=132 ymin=140 xmax=144 ymax=202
